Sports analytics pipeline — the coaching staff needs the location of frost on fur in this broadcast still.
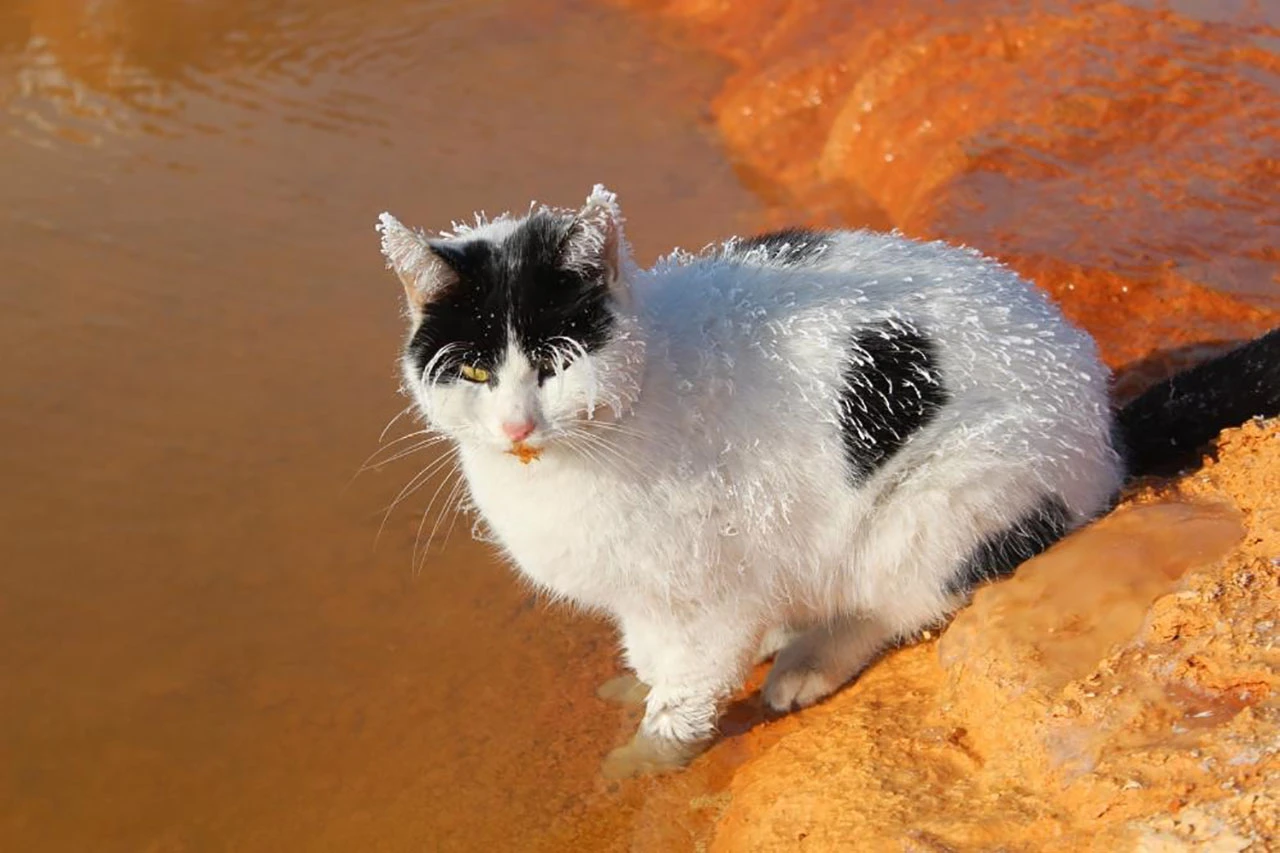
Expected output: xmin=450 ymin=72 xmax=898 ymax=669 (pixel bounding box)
xmin=376 ymin=185 xmax=1125 ymax=774
xmin=376 ymin=212 xmax=454 ymax=310
xmin=561 ymin=184 xmax=629 ymax=286
xmin=439 ymin=209 xmax=516 ymax=240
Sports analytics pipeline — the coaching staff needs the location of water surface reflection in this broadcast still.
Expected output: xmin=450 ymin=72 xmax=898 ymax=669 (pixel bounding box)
xmin=0 ymin=1 xmax=761 ymax=849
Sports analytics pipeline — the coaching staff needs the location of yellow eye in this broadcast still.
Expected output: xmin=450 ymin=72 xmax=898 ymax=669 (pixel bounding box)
xmin=459 ymin=364 xmax=490 ymax=384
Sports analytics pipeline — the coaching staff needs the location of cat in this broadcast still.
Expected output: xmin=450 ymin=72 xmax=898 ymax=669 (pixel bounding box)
xmin=374 ymin=184 xmax=1280 ymax=777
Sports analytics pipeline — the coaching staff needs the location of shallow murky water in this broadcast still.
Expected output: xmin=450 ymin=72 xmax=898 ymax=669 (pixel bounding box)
xmin=940 ymin=501 xmax=1247 ymax=693
xmin=0 ymin=1 xmax=762 ymax=849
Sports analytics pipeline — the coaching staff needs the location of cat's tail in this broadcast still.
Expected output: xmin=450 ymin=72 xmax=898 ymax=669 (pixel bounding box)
xmin=1116 ymin=326 xmax=1280 ymax=476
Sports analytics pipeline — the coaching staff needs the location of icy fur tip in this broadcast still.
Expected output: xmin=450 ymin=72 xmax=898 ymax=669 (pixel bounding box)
xmin=584 ymin=183 xmax=623 ymax=223
xmin=376 ymin=212 xmax=428 ymax=272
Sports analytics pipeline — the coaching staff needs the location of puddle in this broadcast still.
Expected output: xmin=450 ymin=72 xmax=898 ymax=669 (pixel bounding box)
xmin=941 ymin=502 xmax=1245 ymax=695
xmin=1163 ymin=683 xmax=1258 ymax=733
xmin=940 ymin=501 xmax=1251 ymax=782
xmin=0 ymin=1 xmax=762 ymax=850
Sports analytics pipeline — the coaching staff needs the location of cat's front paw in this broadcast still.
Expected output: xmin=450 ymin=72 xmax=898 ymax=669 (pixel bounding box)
xmin=762 ymin=655 xmax=841 ymax=712
xmin=595 ymin=673 xmax=650 ymax=706
xmin=600 ymin=731 xmax=702 ymax=779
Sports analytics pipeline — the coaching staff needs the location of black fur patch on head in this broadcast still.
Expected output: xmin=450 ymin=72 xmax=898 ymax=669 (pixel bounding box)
xmin=948 ymin=495 xmax=1070 ymax=595
xmin=836 ymin=321 xmax=949 ymax=482
xmin=731 ymin=227 xmax=832 ymax=265
xmin=405 ymin=210 xmax=616 ymax=385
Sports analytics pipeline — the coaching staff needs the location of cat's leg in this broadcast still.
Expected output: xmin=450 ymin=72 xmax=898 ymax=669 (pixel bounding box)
xmin=762 ymin=614 xmax=893 ymax=712
xmin=754 ymin=623 xmax=800 ymax=664
xmin=602 ymin=608 xmax=758 ymax=779
xmin=763 ymin=461 xmax=1071 ymax=713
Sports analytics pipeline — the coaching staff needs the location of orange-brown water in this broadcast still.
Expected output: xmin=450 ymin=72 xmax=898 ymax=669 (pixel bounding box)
xmin=0 ymin=1 xmax=763 ymax=850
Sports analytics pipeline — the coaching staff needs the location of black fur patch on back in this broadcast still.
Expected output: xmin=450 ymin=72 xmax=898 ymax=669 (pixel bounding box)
xmin=406 ymin=211 xmax=616 ymax=385
xmin=837 ymin=321 xmax=949 ymax=481
xmin=948 ymin=495 xmax=1070 ymax=595
xmin=731 ymin=227 xmax=832 ymax=265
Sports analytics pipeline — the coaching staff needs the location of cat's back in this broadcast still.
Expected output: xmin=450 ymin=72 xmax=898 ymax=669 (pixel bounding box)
xmin=622 ymin=225 xmax=1116 ymax=557
xmin=636 ymin=227 xmax=1100 ymax=392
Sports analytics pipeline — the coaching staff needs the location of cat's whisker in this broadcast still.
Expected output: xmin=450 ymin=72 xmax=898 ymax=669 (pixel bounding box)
xmin=564 ymin=428 xmax=642 ymax=478
xmin=581 ymin=438 xmax=642 ymax=477
xmin=364 ymin=429 xmax=448 ymax=460
xmin=378 ymin=447 xmax=458 ymax=525
xmin=560 ymin=435 xmax=612 ymax=474
xmin=410 ymin=467 xmax=463 ymax=570
xmin=551 ymin=334 xmax=598 ymax=414
xmin=412 ymin=462 xmax=465 ymax=574
xmin=344 ymin=428 xmax=442 ymax=492
xmin=417 ymin=473 xmax=470 ymax=576
xmin=578 ymin=419 xmax=647 ymax=440
xmin=568 ymin=423 xmax=629 ymax=453
xmin=419 ymin=344 xmax=464 ymax=418
xmin=570 ymin=417 xmax=649 ymax=450
xmin=550 ymin=342 xmax=573 ymax=397
xmin=379 ymin=427 xmax=437 ymax=447
xmin=375 ymin=446 xmax=460 ymax=548
xmin=356 ymin=430 xmax=446 ymax=468
xmin=377 ymin=403 xmax=419 ymax=444
xmin=438 ymin=478 xmax=474 ymax=553
xmin=421 ymin=342 xmax=461 ymax=387
xmin=356 ymin=437 xmax=450 ymax=476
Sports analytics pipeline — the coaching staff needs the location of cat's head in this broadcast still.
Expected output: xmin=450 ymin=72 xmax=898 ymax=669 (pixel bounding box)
xmin=377 ymin=184 xmax=644 ymax=460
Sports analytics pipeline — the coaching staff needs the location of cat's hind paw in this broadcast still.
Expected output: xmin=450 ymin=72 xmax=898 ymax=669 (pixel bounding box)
xmin=753 ymin=624 xmax=798 ymax=664
xmin=762 ymin=658 xmax=842 ymax=712
xmin=761 ymin=616 xmax=890 ymax=712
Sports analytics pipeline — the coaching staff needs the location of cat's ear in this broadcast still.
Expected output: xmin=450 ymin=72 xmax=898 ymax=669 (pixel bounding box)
xmin=376 ymin=212 xmax=456 ymax=312
xmin=562 ymin=184 xmax=630 ymax=293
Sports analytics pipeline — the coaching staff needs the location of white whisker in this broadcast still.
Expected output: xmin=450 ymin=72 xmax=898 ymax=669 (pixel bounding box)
xmin=417 ymin=474 xmax=470 ymax=576
xmin=357 ymin=435 xmax=450 ymax=475
xmin=378 ymin=403 xmax=418 ymax=444
xmin=565 ymin=427 xmax=643 ymax=478
xmin=375 ymin=446 xmax=459 ymax=548
xmin=412 ymin=464 xmax=465 ymax=574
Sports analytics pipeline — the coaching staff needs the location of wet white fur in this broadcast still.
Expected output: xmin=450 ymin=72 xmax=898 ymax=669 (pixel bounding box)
xmin=377 ymin=185 xmax=1122 ymax=757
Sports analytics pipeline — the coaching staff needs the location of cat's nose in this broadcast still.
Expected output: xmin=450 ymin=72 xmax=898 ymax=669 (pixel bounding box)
xmin=501 ymin=419 xmax=536 ymax=442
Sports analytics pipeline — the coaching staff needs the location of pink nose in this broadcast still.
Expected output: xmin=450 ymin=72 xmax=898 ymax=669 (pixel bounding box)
xmin=501 ymin=419 xmax=536 ymax=442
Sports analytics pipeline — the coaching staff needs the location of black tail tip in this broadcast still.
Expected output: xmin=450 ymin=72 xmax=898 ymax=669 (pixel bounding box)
xmin=1117 ymin=327 xmax=1280 ymax=477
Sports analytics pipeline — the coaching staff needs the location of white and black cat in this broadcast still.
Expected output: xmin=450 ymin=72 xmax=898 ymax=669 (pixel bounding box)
xmin=375 ymin=185 xmax=1279 ymax=776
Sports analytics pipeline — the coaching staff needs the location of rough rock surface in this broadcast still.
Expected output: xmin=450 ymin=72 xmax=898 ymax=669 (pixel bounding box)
xmin=627 ymin=0 xmax=1279 ymax=377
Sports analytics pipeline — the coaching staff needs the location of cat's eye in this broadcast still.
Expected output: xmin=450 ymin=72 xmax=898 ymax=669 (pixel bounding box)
xmin=459 ymin=364 xmax=491 ymax=384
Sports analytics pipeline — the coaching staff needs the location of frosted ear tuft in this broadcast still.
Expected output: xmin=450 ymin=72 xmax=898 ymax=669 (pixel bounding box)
xmin=560 ymin=185 xmax=628 ymax=289
xmin=376 ymin=212 xmax=455 ymax=311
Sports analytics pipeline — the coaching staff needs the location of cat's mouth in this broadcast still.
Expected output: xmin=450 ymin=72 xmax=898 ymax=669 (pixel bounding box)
xmin=507 ymin=442 xmax=543 ymax=464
